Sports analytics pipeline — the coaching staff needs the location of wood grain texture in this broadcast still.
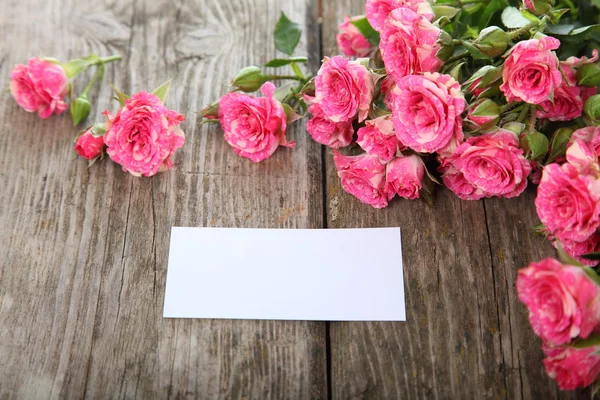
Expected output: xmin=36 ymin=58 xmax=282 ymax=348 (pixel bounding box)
xmin=321 ymin=1 xmax=577 ymax=399
xmin=0 ymin=0 xmax=326 ymax=398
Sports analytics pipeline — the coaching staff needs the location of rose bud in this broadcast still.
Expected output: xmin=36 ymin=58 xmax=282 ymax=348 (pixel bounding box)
xmin=464 ymin=65 xmax=502 ymax=97
xmin=466 ymin=98 xmax=500 ymax=131
xmin=584 ymin=94 xmax=600 ymax=122
xmin=523 ymin=0 xmax=555 ymax=16
xmin=473 ymin=27 xmax=510 ymax=58
xmin=578 ymin=63 xmax=600 ymax=88
xmin=337 ymin=16 xmax=374 ymax=57
xmin=200 ymin=101 xmax=219 ymax=120
xmin=75 ymin=127 xmax=105 ymax=160
xmin=231 ymin=66 xmax=267 ymax=93
xmin=70 ymin=95 xmax=92 ymax=126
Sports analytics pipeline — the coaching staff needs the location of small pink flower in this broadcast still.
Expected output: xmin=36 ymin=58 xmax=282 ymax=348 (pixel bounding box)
xmin=333 ymin=152 xmax=388 ymax=208
xmin=500 ymin=36 xmax=562 ymax=105
xmin=337 ymin=16 xmax=374 ymax=57
xmin=356 ymin=115 xmax=400 ymax=161
xmin=536 ymin=163 xmax=600 ymax=243
xmin=391 ymin=72 xmax=465 ymax=153
xmin=543 ymin=344 xmax=600 ymax=390
xmin=572 ymin=126 xmax=600 ymax=155
xmin=306 ymin=102 xmax=353 ymax=149
xmin=314 ymin=56 xmax=374 ymax=123
xmin=380 ymin=7 xmax=442 ymax=84
xmin=365 ymin=0 xmax=433 ymax=32
xmin=517 ymin=258 xmax=600 ymax=345
xmin=75 ymin=128 xmax=105 ymax=160
xmin=103 ymin=92 xmax=185 ymax=177
xmin=219 ymin=82 xmax=294 ymax=163
xmin=385 ymin=155 xmax=424 ymax=200
xmin=10 ymin=58 xmax=69 ymax=119
xmin=442 ymin=129 xmax=531 ymax=200
xmin=557 ymin=235 xmax=600 ymax=267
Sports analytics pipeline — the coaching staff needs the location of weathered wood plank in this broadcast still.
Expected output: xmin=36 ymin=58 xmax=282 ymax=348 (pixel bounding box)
xmin=322 ymin=1 xmax=571 ymax=398
xmin=0 ymin=0 xmax=326 ymax=398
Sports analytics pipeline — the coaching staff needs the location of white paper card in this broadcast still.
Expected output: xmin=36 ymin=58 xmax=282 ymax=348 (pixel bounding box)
xmin=163 ymin=227 xmax=405 ymax=321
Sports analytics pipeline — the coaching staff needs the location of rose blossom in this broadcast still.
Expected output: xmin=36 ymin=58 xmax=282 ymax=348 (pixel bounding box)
xmin=306 ymin=102 xmax=353 ymax=149
xmin=543 ymin=344 xmax=600 ymax=391
xmin=572 ymin=126 xmax=600 ymax=155
xmin=517 ymin=258 xmax=600 ymax=345
xmin=391 ymin=72 xmax=465 ymax=153
xmin=365 ymin=0 xmax=433 ymax=32
xmin=337 ymin=16 xmax=374 ymax=57
xmin=380 ymin=7 xmax=442 ymax=84
xmin=500 ymin=36 xmax=562 ymax=105
xmin=356 ymin=115 xmax=401 ymax=161
xmin=535 ymin=162 xmax=600 ymax=243
xmin=566 ymin=140 xmax=599 ymax=176
xmin=219 ymin=82 xmax=294 ymax=163
xmin=333 ymin=152 xmax=388 ymax=208
xmin=442 ymin=129 xmax=531 ymax=200
xmin=10 ymin=57 xmax=69 ymax=119
xmin=385 ymin=155 xmax=424 ymax=200
xmin=75 ymin=128 xmax=105 ymax=160
xmin=557 ymin=234 xmax=600 ymax=267
xmin=314 ymin=56 xmax=374 ymax=123
xmin=103 ymin=92 xmax=185 ymax=177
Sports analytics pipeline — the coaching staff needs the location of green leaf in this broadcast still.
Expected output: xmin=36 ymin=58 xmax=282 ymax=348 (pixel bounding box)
xmin=273 ymin=83 xmax=294 ymax=103
xmin=570 ymin=25 xmax=600 ymax=36
xmin=460 ymin=40 xmax=492 ymax=60
xmin=432 ymin=5 xmax=460 ymax=20
xmin=479 ymin=0 xmax=508 ymax=31
xmin=448 ymin=62 xmax=466 ymax=82
xmin=350 ymin=17 xmax=380 ymax=46
xmin=547 ymin=128 xmax=573 ymax=164
xmin=273 ymin=12 xmax=302 ymax=56
xmin=151 ymin=79 xmax=171 ymax=103
xmin=545 ymin=24 xmax=574 ymax=35
xmin=281 ymin=103 xmax=302 ymax=123
xmin=520 ymin=131 xmax=549 ymax=162
xmin=501 ymin=7 xmax=531 ymax=29
xmin=264 ymin=56 xmax=308 ymax=68
xmin=110 ymin=83 xmax=130 ymax=107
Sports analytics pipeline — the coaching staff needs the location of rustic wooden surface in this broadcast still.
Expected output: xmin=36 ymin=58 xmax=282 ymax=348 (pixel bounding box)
xmin=0 ymin=0 xmax=581 ymax=399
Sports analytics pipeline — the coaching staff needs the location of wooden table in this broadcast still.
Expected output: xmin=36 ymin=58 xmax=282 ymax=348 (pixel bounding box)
xmin=0 ymin=0 xmax=579 ymax=398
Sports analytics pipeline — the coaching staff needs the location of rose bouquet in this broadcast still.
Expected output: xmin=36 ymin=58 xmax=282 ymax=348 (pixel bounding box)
xmin=201 ymin=0 xmax=600 ymax=392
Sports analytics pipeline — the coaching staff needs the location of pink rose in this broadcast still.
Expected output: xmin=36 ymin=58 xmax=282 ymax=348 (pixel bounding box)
xmin=572 ymin=126 xmax=600 ymax=155
xmin=536 ymin=84 xmax=583 ymax=122
xmin=385 ymin=155 xmax=424 ymax=200
xmin=365 ymin=0 xmax=433 ymax=32
xmin=219 ymin=82 xmax=294 ymax=163
xmin=535 ymin=163 xmax=600 ymax=243
xmin=75 ymin=128 xmax=105 ymax=160
xmin=500 ymin=36 xmax=562 ymax=105
xmin=380 ymin=7 xmax=443 ymax=84
xmin=10 ymin=58 xmax=68 ymax=119
xmin=356 ymin=115 xmax=400 ymax=161
xmin=337 ymin=16 xmax=374 ymax=58
xmin=391 ymin=72 xmax=465 ymax=153
xmin=442 ymin=129 xmax=531 ymax=200
xmin=566 ymin=140 xmax=599 ymax=176
xmin=517 ymin=258 xmax=600 ymax=345
xmin=543 ymin=344 xmax=600 ymax=390
xmin=306 ymin=102 xmax=353 ymax=149
xmin=314 ymin=56 xmax=374 ymax=123
xmin=333 ymin=152 xmax=388 ymax=208
xmin=557 ymin=234 xmax=600 ymax=267
xmin=103 ymin=92 xmax=185 ymax=177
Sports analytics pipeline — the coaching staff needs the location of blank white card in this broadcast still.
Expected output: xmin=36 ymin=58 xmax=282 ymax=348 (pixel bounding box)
xmin=163 ymin=227 xmax=405 ymax=321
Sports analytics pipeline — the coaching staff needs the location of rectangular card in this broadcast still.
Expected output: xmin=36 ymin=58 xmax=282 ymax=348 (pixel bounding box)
xmin=163 ymin=227 xmax=405 ymax=321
